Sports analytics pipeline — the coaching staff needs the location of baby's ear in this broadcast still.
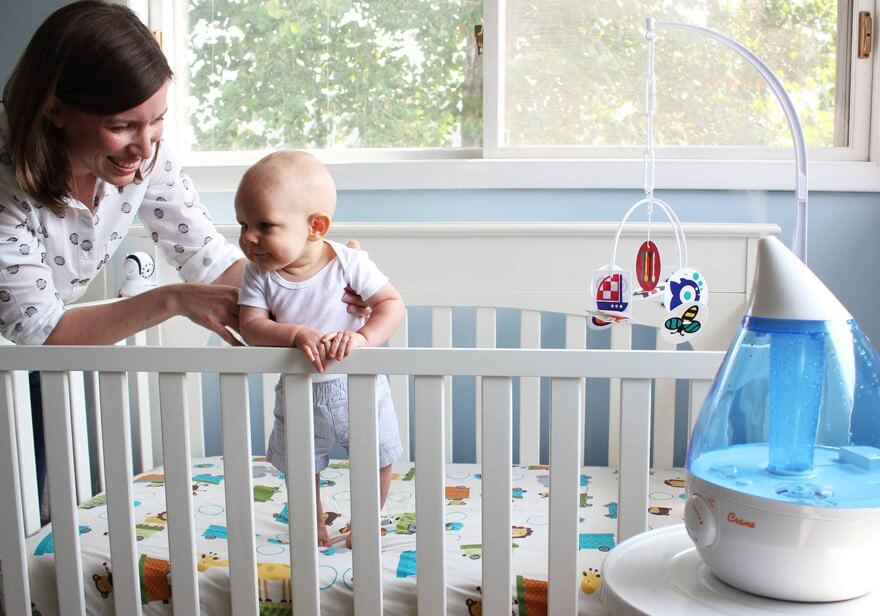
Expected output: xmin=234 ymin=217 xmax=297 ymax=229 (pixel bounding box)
xmin=308 ymin=213 xmax=331 ymax=240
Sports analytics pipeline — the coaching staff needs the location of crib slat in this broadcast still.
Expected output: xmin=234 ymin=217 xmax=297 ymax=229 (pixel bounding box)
xmin=140 ymin=326 xmax=164 ymax=466
xmin=0 ymin=371 xmax=32 ymax=616
xmin=474 ymin=307 xmax=496 ymax=464
xmin=128 ymin=369 xmax=152 ymax=474
xmin=481 ymin=376 xmax=513 ymax=615
xmin=126 ymin=331 xmax=149 ymax=473
xmin=186 ymin=372 xmax=205 ymax=457
xmin=220 ymin=374 xmax=259 ymax=610
xmin=689 ymin=379 xmax=713 ymax=438
xmin=565 ymin=315 xmax=588 ymax=468
xmin=618 ymin=378 xmax=652 ymax=542
xmin=520 ymin=310 xmax=541 ymax=465
xmin=148 ymin=370 xmax=163 ymax=464
xmin=548 ymin=377 xmax=583 ymax=616
xmin=653 ymin=376 xmax=676 ymax=468
xmin=432 ymin=307 xmax=453 ymax=462
xmin=284 ymin=374 xmax=320 ymax=615
xmin=564 ymin=315 xmax=587 ymax=351
xmin=607 ymin=322 xmax=633 ymax=466
xmin=69 ymin=371 xmax=93 ymax=503
xmin=41 ymin=371 xmax=86 ymax=614
xmin=85 ymin=371 xmax=105 ymax=492
xmin=127 ymin=329 xmax=154 ymax=474
xmin=99 ymin=372 xmax=143 ymax=616
xmin=390 ymin=311 xmax=410 ymax=460
xmin=262 ymin=372 xmax=279 ymax=450
xmin=158 ymin=372 xmax=200 ymax=614
xmin=348 ymin=374 xmax=384 ymax=614
xmin=414 ymin=375 xmax=447 ymax=615
xmin=12 ymin=369 xmax=40 ymax=535
xmin=125 ymin=325 xmax=161 ymax=467
xmin=653 ymin=333 xmax=676 ymax=468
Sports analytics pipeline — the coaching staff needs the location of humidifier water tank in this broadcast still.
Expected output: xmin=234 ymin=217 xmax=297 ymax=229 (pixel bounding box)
xmin=684 ymin=236 xmax=880 ymax=602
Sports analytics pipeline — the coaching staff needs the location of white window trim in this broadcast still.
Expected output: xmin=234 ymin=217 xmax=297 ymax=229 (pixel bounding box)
xmin=137 ymin=0 xmax=880 ymax=192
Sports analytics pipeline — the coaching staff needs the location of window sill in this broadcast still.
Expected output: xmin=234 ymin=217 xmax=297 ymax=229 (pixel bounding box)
xmin=184 ymin=157 xmax=880 ymax=193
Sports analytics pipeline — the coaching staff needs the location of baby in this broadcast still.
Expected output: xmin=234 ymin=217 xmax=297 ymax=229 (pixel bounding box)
xmin=236 ymin=150 xmax=405 ymax=546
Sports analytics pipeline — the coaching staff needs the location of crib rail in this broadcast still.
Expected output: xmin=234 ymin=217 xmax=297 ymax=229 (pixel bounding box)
xmin=90 ymin=304 xmax=728 ymax=476
xmin=0 ymin=346 xmax=722 ymax=615
xmin=382 ymin=306 xmax=713 ymax=471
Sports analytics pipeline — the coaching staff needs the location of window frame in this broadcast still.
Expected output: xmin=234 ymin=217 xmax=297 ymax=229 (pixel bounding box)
xmin=131 ymin=0 xmax=880 ymax=192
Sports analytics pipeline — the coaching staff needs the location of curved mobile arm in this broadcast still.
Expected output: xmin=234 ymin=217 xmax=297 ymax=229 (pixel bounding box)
xmin=611 ymin=197 xmax=686 ymax=272
xmin=648 ymin=18 xmax=808 ymax=263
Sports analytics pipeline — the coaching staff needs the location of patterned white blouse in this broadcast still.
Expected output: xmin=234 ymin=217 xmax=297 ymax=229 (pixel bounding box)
xmin=0 ymin=106 xmax=241 ymax=345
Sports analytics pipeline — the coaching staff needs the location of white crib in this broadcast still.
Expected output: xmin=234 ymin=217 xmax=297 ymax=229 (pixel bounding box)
xmin=0 ymin=222 xmax=777 ymax=615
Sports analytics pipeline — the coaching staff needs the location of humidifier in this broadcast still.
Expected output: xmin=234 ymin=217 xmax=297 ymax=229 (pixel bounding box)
xmin=684 ymin=236 xmax=880 ymax=602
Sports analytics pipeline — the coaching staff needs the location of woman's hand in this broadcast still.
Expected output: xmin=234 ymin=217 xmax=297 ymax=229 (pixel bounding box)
xmin=342 ymin=240 xmax=372 ymax=318
xmin=173 ymin=283 xmax=242 ymax=346
xmin=294 ymin=326 xmax=330 ymax=372
xmin=342 ymin=285 xmax=372 ymax=318
xmin=321 ymin=330 xmax=367 ymax=361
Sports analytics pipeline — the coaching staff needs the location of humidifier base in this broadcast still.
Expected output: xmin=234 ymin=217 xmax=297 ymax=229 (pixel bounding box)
xmin=601 ymin=524 xmax=880 ymax=616
xmin=685 ymin=472 xmax=880 ymax=601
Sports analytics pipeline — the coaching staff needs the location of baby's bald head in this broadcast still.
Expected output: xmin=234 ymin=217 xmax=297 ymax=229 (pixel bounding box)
xmin=238 ymin=150 xmax=336 ymax=217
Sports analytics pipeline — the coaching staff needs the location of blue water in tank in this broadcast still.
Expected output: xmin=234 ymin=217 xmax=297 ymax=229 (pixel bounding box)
xmin=686 ymin=316 xmax=880 ymax=508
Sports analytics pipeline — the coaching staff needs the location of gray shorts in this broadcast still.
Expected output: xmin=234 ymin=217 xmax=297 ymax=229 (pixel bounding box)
xmin=266 ymin=375 xmax=402 ymax=473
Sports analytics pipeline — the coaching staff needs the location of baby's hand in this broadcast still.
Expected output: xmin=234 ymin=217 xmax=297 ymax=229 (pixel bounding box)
xmin=321 ymin=330 xmax=367 ymax=361
xmin=294 ymin=327 xmax=329 ymax=372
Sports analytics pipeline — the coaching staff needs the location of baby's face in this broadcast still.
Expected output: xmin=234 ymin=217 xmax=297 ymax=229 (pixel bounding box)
xmin=235 ymin=181 xmax=311 ymax=272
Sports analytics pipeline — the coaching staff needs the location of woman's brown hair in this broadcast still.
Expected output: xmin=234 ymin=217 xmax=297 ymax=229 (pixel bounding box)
xmin=2 ymin=1 xmax=174 ymax=211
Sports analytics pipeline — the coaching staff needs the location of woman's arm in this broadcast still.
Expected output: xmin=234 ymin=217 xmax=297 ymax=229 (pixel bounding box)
xmin=44 ymin=257 xmax=247 ymax=346
xmin=141 ymin=142 xmax=243 ymax=286
xmin=44 ymin=282 xmax=242 ymax=346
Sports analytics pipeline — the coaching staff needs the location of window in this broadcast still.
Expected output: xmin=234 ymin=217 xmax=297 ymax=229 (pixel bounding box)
xmin=502 ymin=1 xmax=847 ymax=151
xmin=183 ymin=0 xmax=482 ymax=152
xmin=136 ymin=0 xmax=879 ymax=190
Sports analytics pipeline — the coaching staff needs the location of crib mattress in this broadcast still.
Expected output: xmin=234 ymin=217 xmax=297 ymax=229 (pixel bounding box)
xmin=19 ymin=457 xmax=688 ymax=615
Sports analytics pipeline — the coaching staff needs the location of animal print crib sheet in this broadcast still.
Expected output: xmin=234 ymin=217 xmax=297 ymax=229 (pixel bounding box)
xmin=16 ymin=458 xmax=688 ymax=615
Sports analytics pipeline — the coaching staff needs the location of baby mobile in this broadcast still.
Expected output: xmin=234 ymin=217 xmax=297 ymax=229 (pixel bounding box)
xmin=590 ymin=22 xmax=708 ymax=345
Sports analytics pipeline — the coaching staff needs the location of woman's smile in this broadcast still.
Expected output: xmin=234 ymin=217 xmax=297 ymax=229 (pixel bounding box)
xmin=107 ymin=155 xmax=141 ymax=171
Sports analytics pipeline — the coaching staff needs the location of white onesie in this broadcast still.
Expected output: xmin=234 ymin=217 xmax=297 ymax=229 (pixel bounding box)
xmin=239 ymin=240 xmax=402 ymax=472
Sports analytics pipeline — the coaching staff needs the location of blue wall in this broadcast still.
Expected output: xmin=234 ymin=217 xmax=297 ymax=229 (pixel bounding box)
xmin=0 ymin=1 xmax=64 ymax=85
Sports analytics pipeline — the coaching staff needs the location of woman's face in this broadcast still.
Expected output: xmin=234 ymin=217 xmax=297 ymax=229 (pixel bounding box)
xmin=55 ymin=81 xmax=169 ymax=187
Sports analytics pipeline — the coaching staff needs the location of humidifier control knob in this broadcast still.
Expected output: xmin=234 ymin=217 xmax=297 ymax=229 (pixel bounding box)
xmin=684 ymin=493 xmax=716 ymax=548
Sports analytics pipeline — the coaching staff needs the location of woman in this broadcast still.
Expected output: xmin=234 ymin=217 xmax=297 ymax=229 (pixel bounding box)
xmin=1 ymin=1 xmax=245 ymax=347
xmin=1 ymin=1 xmax=363 ymax=521
xmin=1 ymin=1 xmax=246 ymax=524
